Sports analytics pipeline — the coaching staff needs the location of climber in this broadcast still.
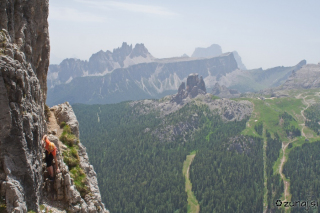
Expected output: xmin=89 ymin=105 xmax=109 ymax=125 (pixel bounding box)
xmin=42 ymin=135 xmax=60 ymax=180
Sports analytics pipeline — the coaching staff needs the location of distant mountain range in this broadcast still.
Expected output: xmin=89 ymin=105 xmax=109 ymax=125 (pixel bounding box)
xmin=47 ymin=43 xmax=247 ymax=89
xmin=48 ymin=42 xmax=154 ymax=88
xmin=47 ymin=52 xmax=238 ymax=106
xmin=46 ymin=43 xmax=307 ymax=106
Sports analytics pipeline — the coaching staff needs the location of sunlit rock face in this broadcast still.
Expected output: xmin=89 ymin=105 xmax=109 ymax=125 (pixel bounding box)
xmin=0 ymin=0 xmax=108 ymax=212
xmin=0 ymin=0 xmax=50 ymax=211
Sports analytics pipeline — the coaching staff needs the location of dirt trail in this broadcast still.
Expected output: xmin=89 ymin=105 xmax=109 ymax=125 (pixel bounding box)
xmin=299 ymin=96 xmax=311 ymax=138
xmin=47 ymin=110 xmax=65 ymax=152
xmin=43 ymin=111 xmax=68 ymax=212
xmin=279 ymin=141 xmax=290 ymax=202
xmin=47 ymin=111 xmax=62 ymax=137
xmin=279 ymin=94 xmax=311 ymax=203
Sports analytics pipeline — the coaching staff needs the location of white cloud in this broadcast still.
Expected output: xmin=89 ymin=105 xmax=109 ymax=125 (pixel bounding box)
xmin=49 ymin=6 xmax=106 ymax=23
xmin=75 ymin=0 xmax=179 ymax=17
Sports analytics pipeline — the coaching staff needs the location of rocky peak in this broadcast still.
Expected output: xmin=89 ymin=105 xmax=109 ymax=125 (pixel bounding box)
xmin=186 ymin=73 xmax=206 ymax=93
xmin=296 ymin=59 xmax=307 ymax=68
xmin=112 ymin=42 xmax=133 ymax=63
xmin=172 ymin=73 xmax=207 ymax=103
xmin=130 ymin=43 xmax=150 ymax=58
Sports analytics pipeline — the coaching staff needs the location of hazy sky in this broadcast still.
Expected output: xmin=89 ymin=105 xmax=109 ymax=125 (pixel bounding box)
xmin=49 ymin=0 xmax=320 ymax=69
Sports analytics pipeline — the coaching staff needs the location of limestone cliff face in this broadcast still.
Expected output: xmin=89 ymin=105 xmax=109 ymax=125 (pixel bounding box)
xmin=0 ymin=0 xmax=50 ymax=97
xmin=0 ymin=0 xmax=49 ymax=211
xmin=0 ymin=1 xmax=107 ymax=212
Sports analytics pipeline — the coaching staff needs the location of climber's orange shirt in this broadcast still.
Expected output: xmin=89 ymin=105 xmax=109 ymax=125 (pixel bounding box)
xmin=45 ymin=138 xmax=57 ymax=157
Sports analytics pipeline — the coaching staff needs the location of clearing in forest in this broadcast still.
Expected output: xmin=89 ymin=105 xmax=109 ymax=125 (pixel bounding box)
xmin=182 ymin=152 xmax=200 ymax=213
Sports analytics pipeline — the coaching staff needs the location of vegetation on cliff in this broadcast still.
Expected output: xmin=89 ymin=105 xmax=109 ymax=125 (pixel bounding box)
xmin=60 ymin=124 xmax=89 ymax=198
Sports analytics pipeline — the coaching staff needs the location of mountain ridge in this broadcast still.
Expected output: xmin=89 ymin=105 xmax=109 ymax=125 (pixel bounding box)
xmin=48 ymin=42 xmax=154 ymax=88
xmin=47 ymin=52 xmax=239 ymax=106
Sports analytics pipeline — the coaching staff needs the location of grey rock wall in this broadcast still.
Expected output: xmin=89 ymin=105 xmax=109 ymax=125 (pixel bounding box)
xmin=0 ymin=1 xmax=107 ymax=212
xmin=0 ymin=0 xmax=49 ymax=210
xmin=0 ymin=30 xmax=46 ymax=212
xmin=0 ymin=0 xmax=50 ymax=98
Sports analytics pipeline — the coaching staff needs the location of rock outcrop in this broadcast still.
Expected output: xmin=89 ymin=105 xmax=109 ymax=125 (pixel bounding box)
xmin=279 ymin=62 xmax=320 ymax=90
xmin=172 ymin=73 xmax=207 ymax=104
xmin=130 ymin=94 xmax=252 ymax=143
xmin=0 ymin=0 xmax=50 ymax=211
xmin=54 ymin=102 xmax=79 ymax=138
xmin=44 ymin=103 xmax=108 ymax=212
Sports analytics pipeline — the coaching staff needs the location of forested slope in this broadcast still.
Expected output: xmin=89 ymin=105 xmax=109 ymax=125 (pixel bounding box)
xmin=72 ymin=89 xmax=320 ymax=213
xmin=73 ymin=97 xmax=254 ymax=212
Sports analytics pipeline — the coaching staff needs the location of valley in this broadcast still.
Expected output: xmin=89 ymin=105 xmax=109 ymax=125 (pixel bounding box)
xmin=47 ymin=39 xmax=320 ymax=213
xmin=72 ymin=85 xmax=320 ymax=213
xmin=1 ymin=0 xmax=319 ymax=212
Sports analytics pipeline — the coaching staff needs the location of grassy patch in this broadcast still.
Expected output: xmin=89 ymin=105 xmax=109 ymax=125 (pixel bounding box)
xmin=211 ymin=95 xmax=220 ymax=101
xmin=70 ymin=165 xmax=89 ymax=198
xmin=242 ymin=98 xmax=304 ymax=142
xmin=60 ymin=125 xmax=79 ymax=147
xmin=59 ymin=121 xmax=66 ymax=128
xmin=183 ymin=154 xmax=199 ymax=213
xmin=60 ymin=125 xmax=89 ymax=198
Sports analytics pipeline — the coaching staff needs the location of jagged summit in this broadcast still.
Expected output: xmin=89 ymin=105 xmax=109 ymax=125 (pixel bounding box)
xmin=130 ymin=43 xmax=150 ymax=58
xmin=48 ymin=42 xmax=154 ymax=87
xmin=172 ymin=73 xmax=207 ymax=104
